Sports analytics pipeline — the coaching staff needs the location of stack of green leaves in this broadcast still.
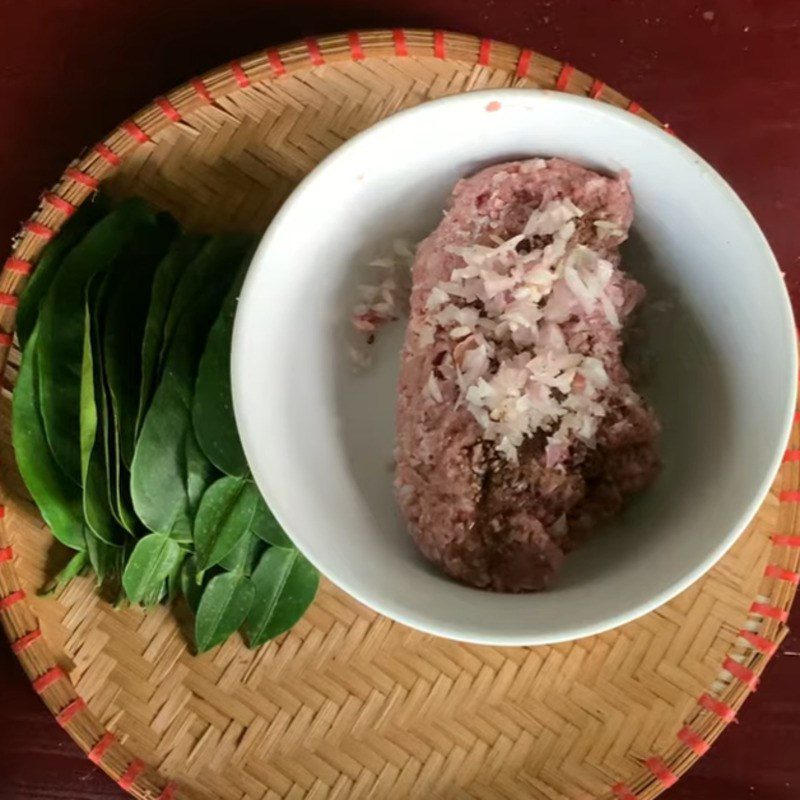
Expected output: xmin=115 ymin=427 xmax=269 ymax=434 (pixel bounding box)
xmin=12 ymin=196 xmax=319 ymax=653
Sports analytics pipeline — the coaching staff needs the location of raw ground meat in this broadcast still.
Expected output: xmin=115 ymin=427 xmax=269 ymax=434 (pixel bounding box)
xmin=394 ymin=158 xmax=660 ymax=592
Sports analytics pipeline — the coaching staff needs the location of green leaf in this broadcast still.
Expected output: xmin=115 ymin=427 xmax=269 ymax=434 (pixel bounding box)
xmin=185 ymin=429 xmax=217 ymax=519
xmin=159 ymin=234 xmax=252 ymax=370
xmin=194 ymin=476 xmax=260 ymax=572
xmin=85 ymin=532 xmax=125 ymax=584
xmin=80 ymin=277 xmax=125 ymax=545
xmin=103 ymin=213 xmax=178 ymax=468
xmin=142 ymin=580 xmax=168 ymax=607
xmin=37 ymin=198 xmax=164 ymax=482
xmin=130 ymin=371 xmax=190 ymax=535
xmin=112 ymin=429 xmax=139 ymax=534
xmin=17 ymin=196 xmax=109 ymax=350
xmin=167 ymin=550 xmax=187 ymax=603
xmin=131 ymin=235 xmax=250 ymax=536
xmin=180 ymin=554 xmax=206 ymax=614
xmin=137 ymin=234 xmax=207 ymax=436
xmin=218 ymin=531 xmax=265 ymax=575
xmin=85 ymin=276 xmax=138 ymax=536
xmin=12 ymin=327 xmax=85 ymax=550
xmin=88 ymin=277 xmax=133 ymax=535
xmin=244 ymin=548 xmax=319 ymax=648
xmin=195 ymin=571 xmax=255 ymax=653
xmin=98 ymin=216 xmax=177 ymax=533
xmin=192 ymin=261 xmax=251 ymax=477
xmin=122 ymin=533 xmax=182 ymax=605
xmin=250 ymin=495 xmax=293 ymax=548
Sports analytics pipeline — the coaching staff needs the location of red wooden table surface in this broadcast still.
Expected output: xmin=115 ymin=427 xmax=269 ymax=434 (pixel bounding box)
xmin=1 ymin=1 xmax=799 ymax=798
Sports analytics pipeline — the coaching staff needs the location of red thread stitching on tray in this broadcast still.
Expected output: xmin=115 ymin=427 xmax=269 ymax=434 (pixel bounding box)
xmin=306 ymin=38 xmax=324 ymax=66
xmin=348 ymin=31 xmax=365 ymax=61
xmin=589 ymin=78 xmax=605 ymax=99
xmin=88 ymin=732 xmax=116 ymax=764
xmin=677 ymin=725 xmax=709 ymax=756
xmin=645 ymin=757 xmax=677 ymax=788
xmin=783 ymin=449 xmax=800 ymax=462
xmin=750 ymin=601 xmax=788 ymax=621
xmin=723 ymin=656 xmax=759 ymax=689
xmin=56 ymin=697 xmax=86 ymax=727
xmin=159 ymin=781 xmax=178 ymax=800
xmin=0 ymin=546 xmax=12 ymax=563
xmin=433 ymin=30 xmax=446 ymax=59
xmin=11 ymin=629 xmax=42 ymax=654
xmin=230 ymin=60 xmax=250 ymax=88
xmin=516 ymin=48 xmax=532 ymax=78
xmin=190 ymin=78 xmax=213 ymax=103
xmin=555 ymin=63 xmax=574 ymax=90
xmin=24 ymin=221 xmax=55 ymax=240
xmin=628 ymin=100 xmax=642 ymax=114
xmin=393 ymin=29 xmax=409 ymax=57
xmin=0 ymin=293 xmax=19 ymax=307
xmin=65 ymin=168 xmax=99 ymax=189
xmin=0 ymin=589 xmax=25 ymax=610
xmin=156 ymin=97 xmax=182 ymax=123
xmin=698 ymin=693 xmax=736 ymax=722
xmin=33 ymin=666 xmax=65 ymax=694
xmin=773 ymin=533 xmax=800 ymax=546
xmin=118 ymin=759 xmax=146 ymax=791
xmin=4 ymin=257 xmax=32 ymax=274
xmin=94 ymin=143 xmax=121 ymax=166
xmin=739 ymin=629 xmax=778 ymax=655
xmin=779 ymin=490 xmax=800 ymax=502
xmin=764 ymin=564 xmax=800 ymax=584
xmin=0 ymin=505 xmax=6 ymax=518
xmin=121 ymin=120 xmax=150 ymax=144
xmin=268 ymin=49 xmax=286 ymax=76
xmin=612 ymin=783 xmax=637 ymax=800
xmin=43 ymin=192 xmax=76 ymax=216
xmin=478 ymin=38 xmax=491 ymax=66
xmin=0 ymin=332 xmax=12 ymax=348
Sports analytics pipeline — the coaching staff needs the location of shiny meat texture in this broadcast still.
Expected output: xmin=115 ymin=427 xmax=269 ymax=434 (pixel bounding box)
xmin=394 ymin=158 xmax=660 ymax=592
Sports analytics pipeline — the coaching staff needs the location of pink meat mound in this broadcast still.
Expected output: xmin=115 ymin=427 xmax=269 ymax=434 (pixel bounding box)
xmin=394 ymin=158 xmax=660 ymax=592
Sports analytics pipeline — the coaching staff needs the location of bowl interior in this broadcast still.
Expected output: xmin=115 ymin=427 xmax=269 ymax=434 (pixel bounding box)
xmin=233 ymin=90 xmax=796 ymax=645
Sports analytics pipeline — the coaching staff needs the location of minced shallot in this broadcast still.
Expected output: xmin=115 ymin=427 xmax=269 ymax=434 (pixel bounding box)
xmin=349 ymin=239 xmax=413 ymax=367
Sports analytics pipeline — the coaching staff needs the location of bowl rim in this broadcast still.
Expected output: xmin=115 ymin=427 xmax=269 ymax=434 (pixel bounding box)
xmin=232 ymin=88 xmax=798 ymax=645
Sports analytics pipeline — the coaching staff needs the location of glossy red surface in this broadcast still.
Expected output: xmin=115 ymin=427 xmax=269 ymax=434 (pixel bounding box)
xmin=1 ymin=2 xmax=798 ymax=797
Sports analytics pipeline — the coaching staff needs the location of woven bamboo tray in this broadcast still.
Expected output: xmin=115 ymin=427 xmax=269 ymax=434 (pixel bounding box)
xmin=0 ymin=29 xmax=798 ymax=800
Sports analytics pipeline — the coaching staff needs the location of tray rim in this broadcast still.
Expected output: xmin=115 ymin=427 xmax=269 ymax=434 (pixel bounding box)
xmin=0 ymin=27 xmax=797 ymax=800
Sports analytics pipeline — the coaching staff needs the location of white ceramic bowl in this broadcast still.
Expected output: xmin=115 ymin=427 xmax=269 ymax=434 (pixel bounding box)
xmin=232 ymin=89 xmax=797 ymax=646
